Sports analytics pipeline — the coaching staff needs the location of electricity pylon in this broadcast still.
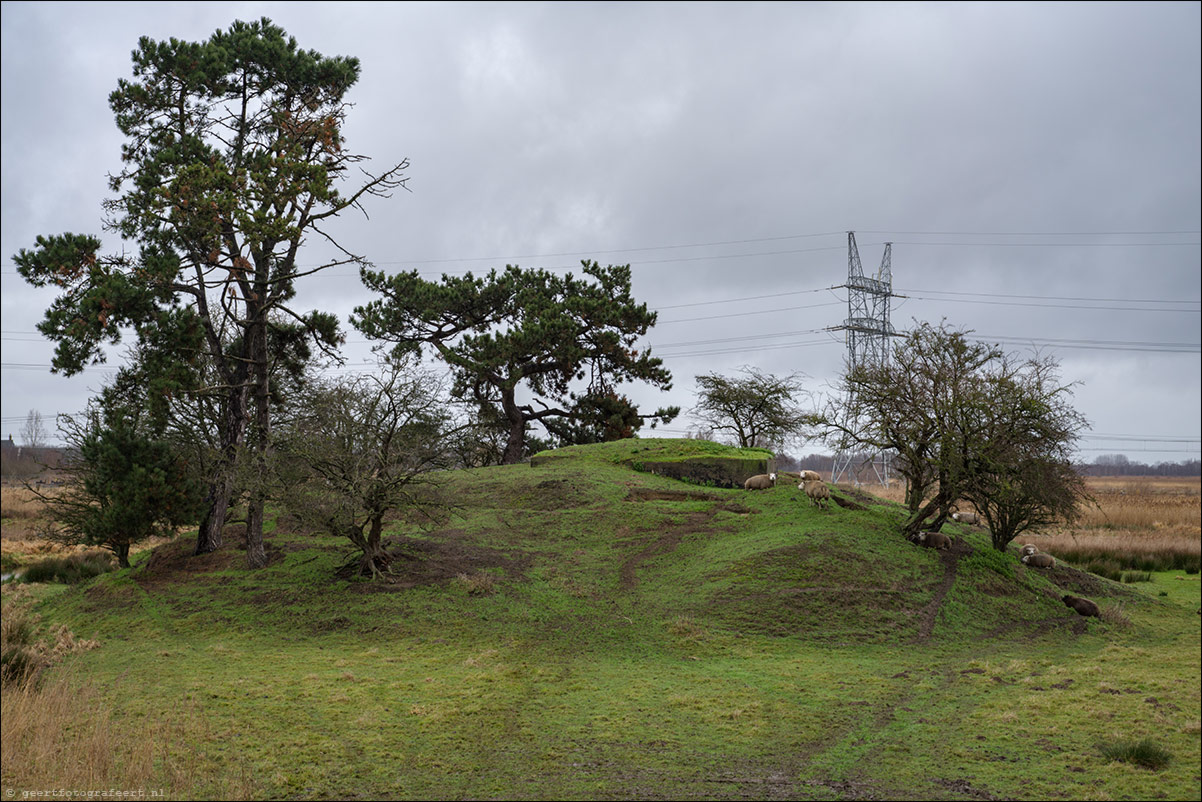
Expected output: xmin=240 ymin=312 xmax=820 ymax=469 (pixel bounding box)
xmin=831 ymin=231 xmax=895 ymax=485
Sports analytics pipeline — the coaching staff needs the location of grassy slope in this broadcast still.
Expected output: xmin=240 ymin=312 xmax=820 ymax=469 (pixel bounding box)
xmin=8 ymin=439 xmax=1200 ymax=800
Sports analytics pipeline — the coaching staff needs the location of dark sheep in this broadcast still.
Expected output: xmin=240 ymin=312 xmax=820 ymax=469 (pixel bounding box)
xmin=1062 ymin=595 xmax=1100 ymax=617
xmin=915 ymin=531 xmax=952 ymax=550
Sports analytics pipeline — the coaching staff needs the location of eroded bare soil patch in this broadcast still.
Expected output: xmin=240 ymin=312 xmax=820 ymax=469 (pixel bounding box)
xmin=337 ymin=529 xmax=533 ymax=589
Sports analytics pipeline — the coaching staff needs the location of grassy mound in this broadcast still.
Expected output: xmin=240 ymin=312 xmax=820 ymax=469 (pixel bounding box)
xmin=532 ymin=437 xmax=774 ymax=488
xmin=63 ymin=437 xmax=1126 ymax=647
xmin=6 ymin=438 xmax=1198 ymax=801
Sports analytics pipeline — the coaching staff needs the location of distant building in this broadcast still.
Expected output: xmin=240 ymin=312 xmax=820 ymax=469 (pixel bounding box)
xmin=0 ymin=434 xmax=65 ymax=479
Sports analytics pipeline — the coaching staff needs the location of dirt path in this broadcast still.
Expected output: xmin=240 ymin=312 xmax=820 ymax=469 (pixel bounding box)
xmin=618 ymin=508 xmax=718 ymax=591
xmin=912 ymin=542 xmax=970 ymax=642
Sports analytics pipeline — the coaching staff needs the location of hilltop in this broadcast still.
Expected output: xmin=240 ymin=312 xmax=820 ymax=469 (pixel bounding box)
xmin=98 ymin=437 xmax=1123 ymax=646
xmin=7 ymin=438 xmax=1198 ymax=801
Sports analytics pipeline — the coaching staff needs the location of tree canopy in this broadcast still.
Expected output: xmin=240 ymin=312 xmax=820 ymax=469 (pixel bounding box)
xmin=13 ymin=18 xmax=407 ymax=566
xmin=33 ymin=390 xmax=206 ymax=569
xmin=817 ymin=321 xmax=1091 ymax=547
xmin=690 ymin=367 xmax=811 ymax=449
xmin=277 ymin=358 xmax=455 ymax=580
xmin=352 ymin=261 xmax=679 ymax=463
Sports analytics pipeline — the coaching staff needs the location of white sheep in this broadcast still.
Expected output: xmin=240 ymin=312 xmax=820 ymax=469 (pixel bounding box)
xmin=1020 ymin=544 xmax=1039 ymax=557
xmin=800 ymin=480 xmax=830 ymax=509
xmin=951 ymin=510 xmax=980 ymax=525
xmin=799 ymin=470 xmax=823 ymax=482
xmin=744 ymin=472 xmax=777 ymax=490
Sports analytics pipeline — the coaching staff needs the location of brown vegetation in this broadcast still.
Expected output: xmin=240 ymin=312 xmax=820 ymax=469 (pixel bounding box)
xmin=1 ymin=485 xmax=51 ymax=521
xmin=2 ymin=486 xmax=173 ymax=573
xmin=1 ymin=670 xmax=254 ymax=797
xmin=0 ymin=581 xmax=253 ymax=797
xmin=863 ymin=475 xmax=1200 ymax=572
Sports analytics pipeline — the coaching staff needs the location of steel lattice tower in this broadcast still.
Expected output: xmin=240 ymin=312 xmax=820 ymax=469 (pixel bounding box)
xmin=831 ymin=232 xmax=895 ymax=484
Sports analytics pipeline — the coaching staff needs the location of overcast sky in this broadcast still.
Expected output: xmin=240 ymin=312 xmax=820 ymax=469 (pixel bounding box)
xmin=2 ymin=1 xmax=1199 ymax=463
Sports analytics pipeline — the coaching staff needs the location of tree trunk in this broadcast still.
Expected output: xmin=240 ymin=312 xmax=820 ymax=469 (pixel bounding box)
xmin=195 ymin=473 xmax=234 ymax=554
xmin=500 ymin=388 xmax=526 ymax=465
xmin=352 ymin=516 xmax=391 ymax=579
xmin=195 ymin=381 xmax=250 ymax=555
xmin=244 ymin=313 xmax=270 ymax=569
xmin=114 ymin=542 xmax=131 ymax=569
xmin=246 ymin=496 xmax=266 ymax=568
xmin=902 ymin=491 xmax=950 ymax=539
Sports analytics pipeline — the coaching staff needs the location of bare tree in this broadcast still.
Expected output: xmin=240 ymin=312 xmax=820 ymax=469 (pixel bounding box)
xmin=20 ymin=410 xmax=47 ymax=450
xmin=815 ymin=321 xmax=1091 ymax=547
xmin=277 ymin=359 xmax=456 ymax=579
xmin=817 ymin=323 xmax=1001 ymax=537
xmin=690 ymin=367 xmax=811 ymax=449
xmin=958 ymin=354 xmax=1092 ymax=550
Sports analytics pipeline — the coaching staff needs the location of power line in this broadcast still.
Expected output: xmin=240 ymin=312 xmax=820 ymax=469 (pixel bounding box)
xmin=1075 ymin=447 xmax=1201 ymax=454
xmin=3 ymin=228 xmax=1198 ymax=277
xmin=885 ymin=240 xmax=1200 ymax=248
xmin=656 ymin=286 xmax=832 ymax=310
xmin=858 ymin=230 xmax=1201 ymax=236
xmin=900 ymin=295 xmax=1199 ymax=313
xmin=649 ymin=338 xmax=833 ymax=359
xmin=966 ymin=335 xmax=1199 ymax=353
xmin=896 ymin=288 xmax=1199 ymax=305
xmin=651 ymin=327 xmax=830 ymax=349
xmin=1085 ymin=433 xmax=1202 ymax=443
xmin=658 ymin=300 xmax=844 ymax=325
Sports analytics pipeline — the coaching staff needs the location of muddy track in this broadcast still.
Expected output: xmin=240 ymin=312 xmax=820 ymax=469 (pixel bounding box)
xmin=619 ymin=508 xmax=719 ymax=591
xmin=799 ymin=663 xmax=1004 ymax=801
xmin=912 ymin=542 xmax=970 ymax=642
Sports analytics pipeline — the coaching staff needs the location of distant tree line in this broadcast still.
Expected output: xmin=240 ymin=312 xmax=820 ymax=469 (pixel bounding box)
xmin=1078 ymin=455 xmax=1201 ymax=477
xmin=772 ymin=452 xmax=1201 ymax=479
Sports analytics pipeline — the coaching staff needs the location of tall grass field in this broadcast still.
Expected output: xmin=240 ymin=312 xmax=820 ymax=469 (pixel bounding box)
xmin=2 ymin=444 xmax=1199 ymax=800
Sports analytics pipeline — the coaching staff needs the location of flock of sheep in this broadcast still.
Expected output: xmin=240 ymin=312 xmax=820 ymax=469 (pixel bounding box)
xmin=742 ymin=470 xmax=831 ymax=507
xmin=739 ymin=470 xmax=1101 ymax=619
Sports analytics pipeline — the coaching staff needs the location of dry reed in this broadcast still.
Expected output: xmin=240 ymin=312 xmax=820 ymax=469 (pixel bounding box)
xmin=860 ymin=475 xmax=1200 ymax=571
xmin=1 ymin=583 xmax=253 ymax=798
xmin=0 ymin=485 xmax=50 ymax=521
xmin=1 ymin=670 xmax=255 ymax=798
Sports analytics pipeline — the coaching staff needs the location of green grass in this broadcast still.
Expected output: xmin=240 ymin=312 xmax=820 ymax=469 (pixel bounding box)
xmin=531 ymin=437 xmax=773 ymax=465
xmin=4 ymin=438 xmax=1199 ymax=800
xmin=19 ymin=551 xmax=116 ymax=585
xmin=1061 ymin=551 xmax=1201 ymax=577
xmin=1100 ymin=738 xmax=1173 ymax=770
xmin=1124 ymin=569 xmax=1202 ymax=610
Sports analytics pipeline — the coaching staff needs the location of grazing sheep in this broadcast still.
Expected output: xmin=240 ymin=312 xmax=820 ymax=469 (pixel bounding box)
xmin=914 ymin=531 xmax=952 ymax=550
xmin=744 ymin=472 xmax=777 ymax=490
xmin=1020 ymin=544 xmax=1040 ymax=557
xmin=1062 ymin=594 xmax=1100 ymax=618
xmin=1021 ymin=553 xmax=1056 ymax=569
xmin=799 ymin=470 xmax=823 ymax=482
xmin=800 ymin=480 xmax=830 ymax=509
xmin=951 ymin=511 xmax=980 ymax=525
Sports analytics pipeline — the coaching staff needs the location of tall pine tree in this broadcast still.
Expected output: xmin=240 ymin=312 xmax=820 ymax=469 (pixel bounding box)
xmin=14 ymin=18 xmax=407 ymax=566
xmin=354 ymin=261 xmax=678 ymax=463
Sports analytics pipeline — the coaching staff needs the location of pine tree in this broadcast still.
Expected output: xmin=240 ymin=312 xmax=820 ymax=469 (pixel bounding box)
xmin=14 ymin=18 xmax=407 ymax=566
